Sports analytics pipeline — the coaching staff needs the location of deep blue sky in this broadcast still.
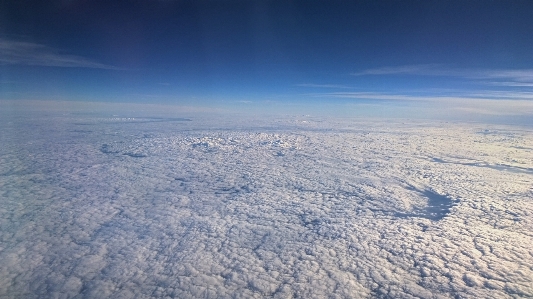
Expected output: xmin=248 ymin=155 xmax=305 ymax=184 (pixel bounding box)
xmin=1 ymin=0 xmax=533 ymax=117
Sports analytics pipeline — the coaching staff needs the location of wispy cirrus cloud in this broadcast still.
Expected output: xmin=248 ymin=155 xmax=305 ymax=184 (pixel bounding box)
xmin=351 ymin=64 xmax=449 ymax=76
xmin=311 ymin=91 xmax=533 ymax=116
xmin=312 ymin=91 xmax=423 ymax=101
xmin=313 ymin=91 xmax=533 ymax=101
xmin=478 ymin=69 xmax=533 ymax=83
xmin=0 ymin=38 xmax=119 ymax=69
xmin=296 ymin=83 xmax=351 ymax=89
xmin=484 ymin=81 xmax=533 ymax=87
xmin=351 ymin=64 xmax=533 ymax=85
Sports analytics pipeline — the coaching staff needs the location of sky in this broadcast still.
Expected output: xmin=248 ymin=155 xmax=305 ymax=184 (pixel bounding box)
xmin=1 ymin=0 xmax=533 ymax=118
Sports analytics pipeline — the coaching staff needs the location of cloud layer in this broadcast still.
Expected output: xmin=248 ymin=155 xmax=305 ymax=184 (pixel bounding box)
xmin=1 ymin=104 xmax=532 ymax=298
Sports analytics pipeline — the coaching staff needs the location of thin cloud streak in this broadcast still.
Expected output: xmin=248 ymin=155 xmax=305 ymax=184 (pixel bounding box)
xmin=313 ymin=92 xmax=424 ymax=101
xmin=313 ymin=91 xmax=533 ymax=101
xmin=480 ymin=70 xmax=533 ymax=82
xmin=482 ymin=81 xmax=533 ymax=87
xmin=315 ymin=91 xmax=533 ymax=116
xmin=0 ymin=38 xmax=120 ymax=69
xmin=351 ymin=64 xmax=447 ymax=76
xmin=352 ymin=65 xmax=533 ymax=84
xmin=296 ymin=83 xmax=351 ymax=89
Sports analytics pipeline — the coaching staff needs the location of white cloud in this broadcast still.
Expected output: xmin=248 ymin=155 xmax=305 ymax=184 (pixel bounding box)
xmin=307 ymin=91 xmax=533 ymax=117
xmin=311 ymin=91 xmax=422 ymax=101
xmin=484 ymin=81 xmax=533 ymax=87
xmin=296 ymin=83 xmax=351 ymax=89
xmin=480 ymin=69 xmax=533 ymax=83
xmin=1 ymin=102 xmax=532 ymax=298
xmin=0 ymin=38 xmax=119 ymax=69
xmin=352 ymin=64 xmax=533 ymax=83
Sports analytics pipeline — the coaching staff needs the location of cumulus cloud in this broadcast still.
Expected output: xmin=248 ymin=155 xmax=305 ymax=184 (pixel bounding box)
xmin=0 ymin=38 xmax=119 ymax=69
xmin=1 ymin=102 xmax=532 ymax=298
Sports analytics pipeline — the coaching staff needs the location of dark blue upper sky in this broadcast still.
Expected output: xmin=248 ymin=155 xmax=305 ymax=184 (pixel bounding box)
xmin=1 ymin=0 xmax=533 ymax=117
